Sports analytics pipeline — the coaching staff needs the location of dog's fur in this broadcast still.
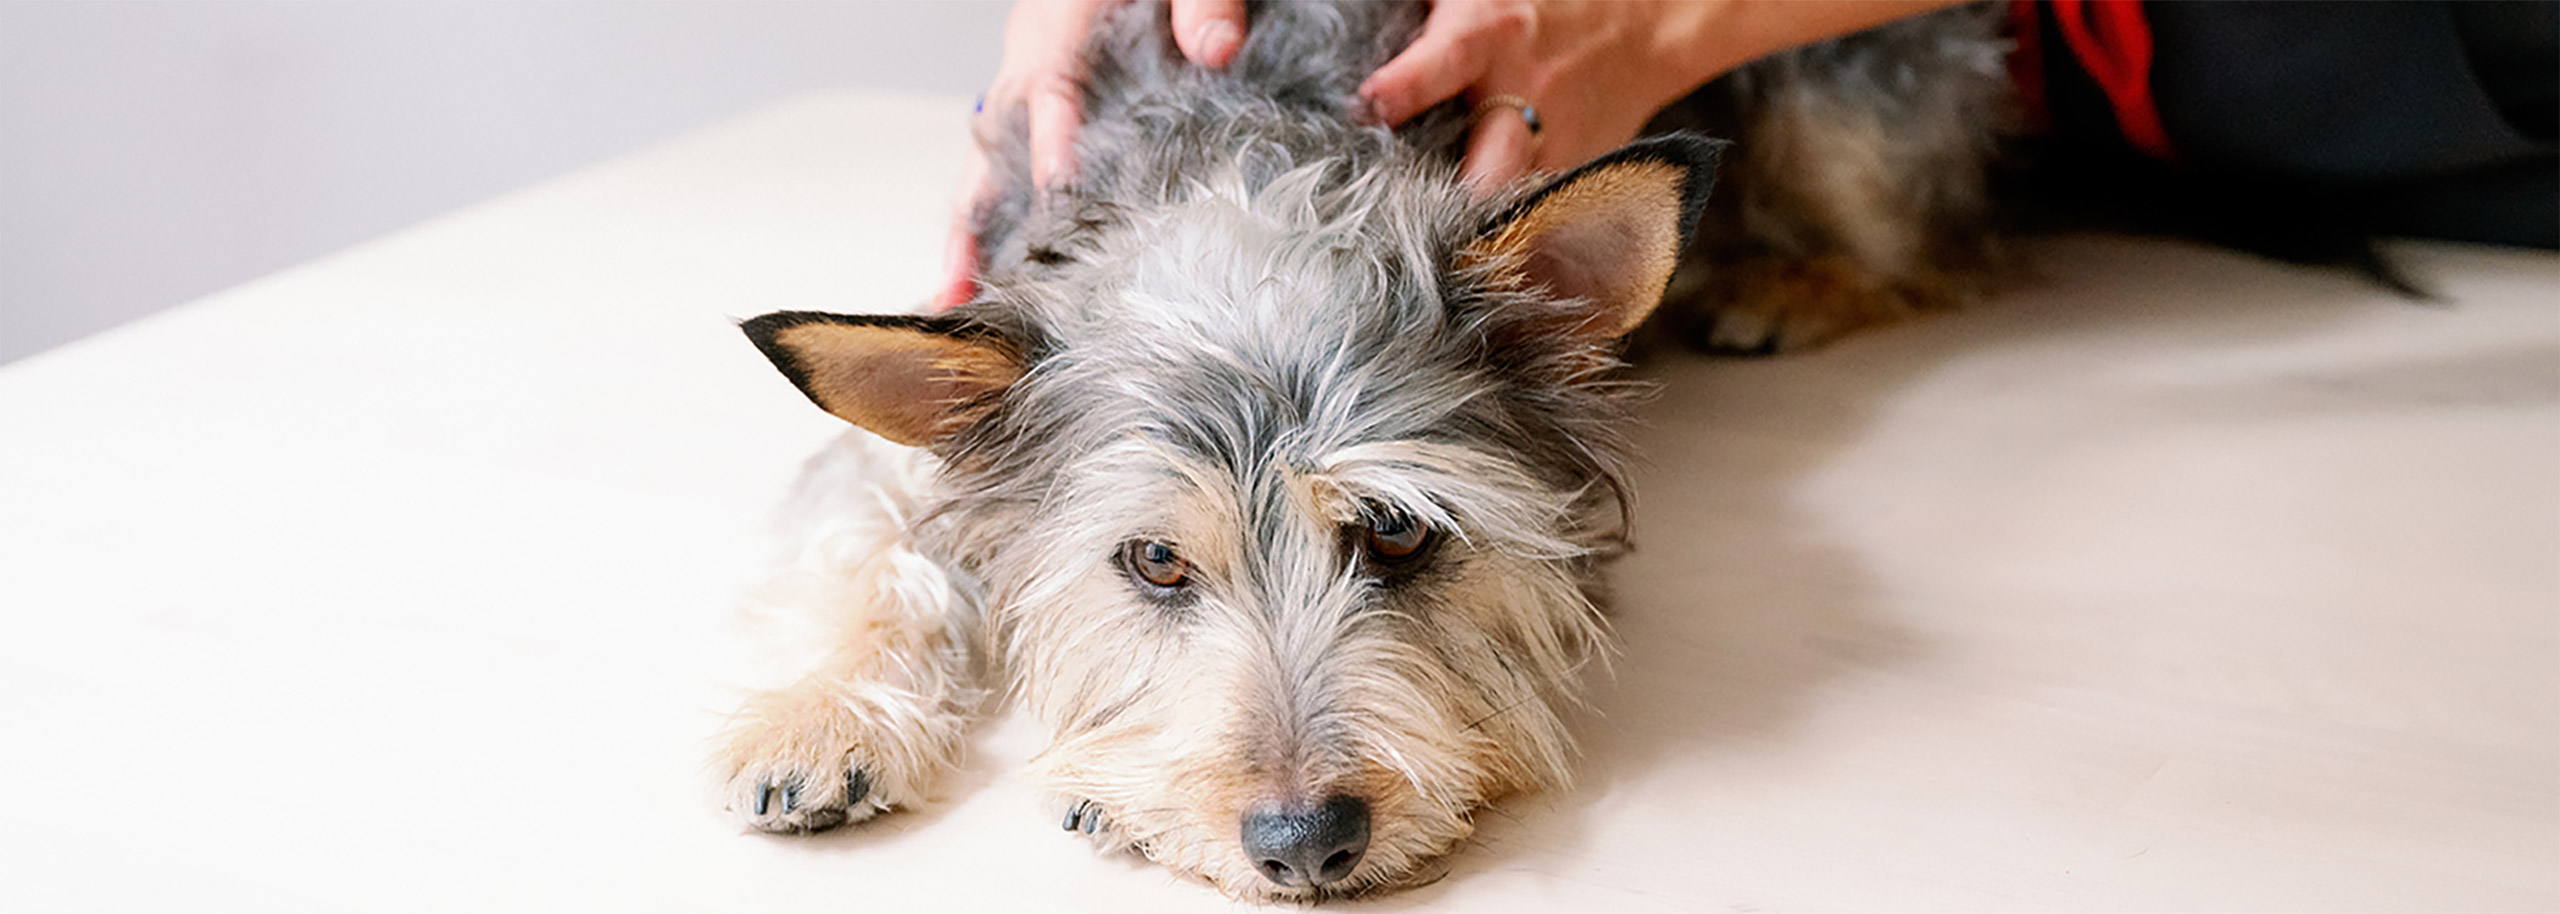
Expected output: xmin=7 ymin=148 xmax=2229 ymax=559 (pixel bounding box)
xmin=713 ymin=0 xmax=2010 ymax=901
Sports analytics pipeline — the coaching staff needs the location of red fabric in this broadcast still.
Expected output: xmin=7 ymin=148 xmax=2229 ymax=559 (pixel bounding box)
xmin=2015 ymin=0 xmax=2178 ymax=161
xmin=2008 ymin=0 xmax=2051 ymax=133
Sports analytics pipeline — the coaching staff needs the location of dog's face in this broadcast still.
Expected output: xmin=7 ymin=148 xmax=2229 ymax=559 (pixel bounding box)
xmin=746 ymin=138 xmax=1718 ymax=900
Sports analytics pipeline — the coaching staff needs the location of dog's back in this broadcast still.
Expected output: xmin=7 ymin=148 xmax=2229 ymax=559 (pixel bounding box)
xmin=968 ymin=0 xmax=2016 ymax=358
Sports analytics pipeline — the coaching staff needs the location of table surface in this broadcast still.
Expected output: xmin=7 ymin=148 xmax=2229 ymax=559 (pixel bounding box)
xmin=3 ymin=91 xmax=2554 ymax=912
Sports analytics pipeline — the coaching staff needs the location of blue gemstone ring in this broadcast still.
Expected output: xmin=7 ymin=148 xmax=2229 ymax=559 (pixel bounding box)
xmin=1474 ymin=94 xmax=1542 ymax=137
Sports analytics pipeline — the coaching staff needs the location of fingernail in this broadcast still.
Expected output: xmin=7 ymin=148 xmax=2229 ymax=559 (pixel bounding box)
xmin=1354 ymin=81 xmax=1402 ymax=126
xmin=1197 ymin=20 xmax=1241 ymax=67
xmin=1349 ymin=92 xmax=1383 ymax=126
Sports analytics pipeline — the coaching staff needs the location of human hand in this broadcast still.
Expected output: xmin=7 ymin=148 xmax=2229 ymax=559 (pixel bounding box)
xmin=1357 ymin=0 xmax=1964 ymax=192
xmin=933 ymin=0 xmax=1248 ymax=310
xmin=1356 ymin=1 xmax=1726 ymax=193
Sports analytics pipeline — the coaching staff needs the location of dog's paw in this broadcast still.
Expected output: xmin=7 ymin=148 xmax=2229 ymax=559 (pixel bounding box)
xmin=715 ymin=683 xmax=962 ymax=834
xmin=1061 ymin=798 xmax=1154 ymax=857
xmin=717 ymin=714 xmax=885 ymax=834
xmin=734 ymin=765 xmax=874 ymax=834
xmin=1675 ymin=254 xmax=1967 ymax=355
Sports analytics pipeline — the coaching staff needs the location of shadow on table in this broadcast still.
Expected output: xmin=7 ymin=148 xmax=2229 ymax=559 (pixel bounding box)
xmin=1353 ymin=234 xmax=2490 ymax=908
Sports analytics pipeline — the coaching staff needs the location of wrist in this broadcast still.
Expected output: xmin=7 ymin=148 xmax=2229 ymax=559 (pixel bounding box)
xmin=1650 ymin=0 xmax=1751 ymax=93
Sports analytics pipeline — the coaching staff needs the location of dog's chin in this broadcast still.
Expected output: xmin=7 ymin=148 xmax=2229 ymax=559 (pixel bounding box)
xmin=1112 ymin=806 xmax=1473 ymax=904
xmin=1190 ymin=845 xmax=1450 ymax=905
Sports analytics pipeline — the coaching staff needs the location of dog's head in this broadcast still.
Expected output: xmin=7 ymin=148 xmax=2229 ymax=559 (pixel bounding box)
xmin=745 ymin=135 xmax=1719 ymax=900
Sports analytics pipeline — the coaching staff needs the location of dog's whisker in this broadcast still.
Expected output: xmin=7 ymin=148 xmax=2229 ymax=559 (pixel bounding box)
xmin=1462 ymin=694 xmax=1541 ymax=733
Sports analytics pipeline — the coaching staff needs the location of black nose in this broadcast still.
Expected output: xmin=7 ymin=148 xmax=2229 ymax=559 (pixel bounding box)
xmin=1241 ymin=795 xmax=1370 ymax=889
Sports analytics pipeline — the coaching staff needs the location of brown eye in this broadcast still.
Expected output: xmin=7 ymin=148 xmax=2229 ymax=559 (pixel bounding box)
xmin=1125 ymin=540 xmax=1190 ymax=589
xmin=1365 ymin=511 xmax=1430 ymax=560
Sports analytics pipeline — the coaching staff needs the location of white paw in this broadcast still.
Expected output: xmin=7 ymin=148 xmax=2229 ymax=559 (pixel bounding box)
xmin=715 ymin=682 xmax=967 ymax=834
xmin=726 ymin=755 xmax=876 ymax=834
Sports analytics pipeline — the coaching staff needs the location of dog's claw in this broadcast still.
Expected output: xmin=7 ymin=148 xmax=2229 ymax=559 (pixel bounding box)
xmin=745 ymin=772 xmax=866 ymax=832
xmin=1063 ymin=799 xmax=1106 ymax=834
xmin=1064 ymin=800 xmax=1106 ymax=835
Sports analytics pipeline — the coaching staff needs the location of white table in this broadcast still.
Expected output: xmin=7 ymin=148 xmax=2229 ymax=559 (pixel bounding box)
xmin=3 ymin=91 xmax=2554 ymax=911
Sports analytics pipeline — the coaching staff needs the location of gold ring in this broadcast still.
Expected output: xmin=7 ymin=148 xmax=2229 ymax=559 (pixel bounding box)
xmin=1473 ymin=94 xmax=1543 ymax=137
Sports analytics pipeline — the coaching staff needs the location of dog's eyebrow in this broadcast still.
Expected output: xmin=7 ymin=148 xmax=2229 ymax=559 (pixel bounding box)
xmin=1313 ymin=441 xmax=1585 ymax=560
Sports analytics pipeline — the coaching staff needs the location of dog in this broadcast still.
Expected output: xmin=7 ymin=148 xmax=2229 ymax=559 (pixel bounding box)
xmin=713 ymin=0 xmax=2008 ymax=900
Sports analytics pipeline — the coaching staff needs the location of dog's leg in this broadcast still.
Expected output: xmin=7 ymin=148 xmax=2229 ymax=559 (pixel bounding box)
xmin=714 ymin=432 xmax=980 ymax=832
xmin=1660 ymin=5 xmax=2011 ymax=354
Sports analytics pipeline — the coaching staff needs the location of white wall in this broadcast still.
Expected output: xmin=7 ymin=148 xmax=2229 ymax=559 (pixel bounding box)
xmin=0 ymin=0 xmax=1010 ymax=364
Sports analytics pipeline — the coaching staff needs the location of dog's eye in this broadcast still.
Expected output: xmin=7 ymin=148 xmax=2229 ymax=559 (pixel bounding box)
xmin=1124 ymin=540 xmax=1190 ymax=589
xmin=1364 ymin=512 xmax=1430 ymax=560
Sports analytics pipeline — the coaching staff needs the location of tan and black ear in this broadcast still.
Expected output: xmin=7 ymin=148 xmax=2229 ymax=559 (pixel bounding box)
xmin=740 ymin=311 xmax=1026 ymax=447
xmin=1461 ymin=133 xmax=1726 ymax=341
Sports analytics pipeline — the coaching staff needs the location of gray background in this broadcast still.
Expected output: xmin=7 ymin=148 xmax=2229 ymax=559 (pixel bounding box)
xmin=1 ymin=0 xmax=1009 ymax=365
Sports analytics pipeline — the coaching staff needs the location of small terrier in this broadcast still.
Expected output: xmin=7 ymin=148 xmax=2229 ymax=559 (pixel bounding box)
xmin=715 ymin=0 xmax=2006 ymax=900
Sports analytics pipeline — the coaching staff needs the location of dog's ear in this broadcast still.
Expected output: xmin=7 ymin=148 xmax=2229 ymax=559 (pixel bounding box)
xmin=740 ymin=312 xmax=1026 ymax=447
xmin=1460 ymin=133 xmax=1725 ymax=341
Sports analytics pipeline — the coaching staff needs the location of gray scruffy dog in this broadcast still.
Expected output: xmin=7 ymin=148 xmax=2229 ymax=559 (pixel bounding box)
xmin=716 ymin=0 xmax=2005 ymax=900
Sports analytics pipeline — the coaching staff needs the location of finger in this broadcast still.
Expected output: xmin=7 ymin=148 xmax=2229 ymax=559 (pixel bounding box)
xmin=1027 ymin=74 xmax=1081 ymax=190
xmin=933 ymin=146 xmax=992 ymax=311
xmin=1171 ymin=0 xmax=1246 ymax=68
xmin=1002 ymin=0 xmax=1110 ymax=190
xmin=933 ymin=222 xmax=980 ymax=311
xmin=1459 ymin=105 xmax=1537 ymax=196
xmin=1356 ymin=20 xmax=1495 ymax=126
